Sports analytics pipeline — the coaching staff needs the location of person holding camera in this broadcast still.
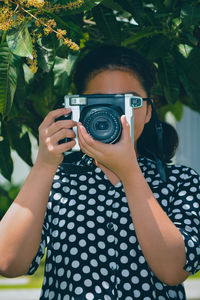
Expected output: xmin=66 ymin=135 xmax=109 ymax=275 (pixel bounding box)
xmin=0 ymin=45 xmax=200 ymax=300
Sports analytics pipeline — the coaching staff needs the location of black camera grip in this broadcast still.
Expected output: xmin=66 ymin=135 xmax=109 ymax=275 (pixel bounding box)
xmin=55 ymin=112 xmax=72 ymax=144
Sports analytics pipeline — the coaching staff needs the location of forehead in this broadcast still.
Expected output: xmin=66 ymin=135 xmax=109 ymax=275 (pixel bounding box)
xmin=85 ymin=70 xmax=147 ymax=97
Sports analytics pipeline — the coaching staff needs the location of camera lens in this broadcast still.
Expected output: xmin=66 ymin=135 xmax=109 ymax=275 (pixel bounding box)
xmin=80 ymin=105 xmax=123 ymax=144
xmin=95 ymin=121 xmax=109 ymax=131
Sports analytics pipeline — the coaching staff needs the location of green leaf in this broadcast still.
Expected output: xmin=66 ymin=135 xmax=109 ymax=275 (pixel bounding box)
xmin=0 ymin=184 xmax=19 ymax=218
xmin=185 ymin=48 xmax=200 ymax=111
xmin=102 ymin=0 xmax=124 ymax=11
xmin=0 ymin=190 xmax=12 ymax=219
xmin=164 ymin=0 xmax=176 ymax=10
xmin=53 ymin=54 xmax=78 ymax=96
xmin=122 ymin=27 xmax=163 ymax=46
xmin=16 ymin=132 xmax=33 ymax=167
xmin=56 ymin=45 xmax=69 ymax=59
xmin=23 ymin=63 xmax=34 ymax=86
xmin=115 ymin=0 xmax=143 ymax=13
xmin=27 ymin=71 xmax=57 ymax=117
xmin=145 ymin=34 xmax=172 ymax=60
xmin=157 ymin=55 xmax=179 ymax=104
xmin=36 ymin=36 xmax=57 ymax=72
xmin=11 ymin=66 xmax=26 ymax=112
xmin=6 ymin=23 xmax=33 ymax=58
xmin=175 ymin=50 xmax=200 ymax=111
xmin=58 ymin=0 xmax=103 ymax=15
xmin=0 ymin=123 xmax=13 ymax=181
xmin=6 ymin=120 xmax=33 ymax=167
xmin=92 ymin=5 xmax=121 ymax=45
xmin=158 ymin=100 xmax=184 ymax=121
xmin=181 ymin=3 xmax=200 ymax=27
xmin=0 ymin=44 xmax=21 ymax=118
xmin=115 ymin=0 xmax=145 ymax=23
xmin=187 ymin=47 xmax=200 ymax=87
xmin=43 ymin=10 xmax=83 ymax=36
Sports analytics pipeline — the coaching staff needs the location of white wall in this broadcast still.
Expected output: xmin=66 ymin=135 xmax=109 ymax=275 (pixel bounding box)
xmin=175 ymin=106 xmax=200 ymax=174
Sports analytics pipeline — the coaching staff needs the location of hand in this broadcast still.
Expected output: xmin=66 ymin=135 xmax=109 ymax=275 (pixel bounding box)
xmin=77 ymin=115 xmax=138 ymax=180
xmin=36 ymin=108 xmax=77 ymax=167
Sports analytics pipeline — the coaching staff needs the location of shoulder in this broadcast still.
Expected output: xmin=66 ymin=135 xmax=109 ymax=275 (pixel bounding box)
xmin=138 ymin=156 xmax=158 ymax=174
xmin=138 ymin=156 xmax=200 ymax=188
xmin=166 ymin=163 xmax=200 ymax=188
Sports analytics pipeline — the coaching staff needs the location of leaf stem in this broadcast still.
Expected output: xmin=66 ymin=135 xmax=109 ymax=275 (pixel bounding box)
xmin=19 ymin=6 xmax=73 ymax=37
xmin=42 ymin=9 xmax=81 ymax=33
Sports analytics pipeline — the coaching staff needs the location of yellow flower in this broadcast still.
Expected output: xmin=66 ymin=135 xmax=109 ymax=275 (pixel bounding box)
xmin=47 ymin=19 xmax=56 ymax=28
xmin=30 ymin=64 xmax=38 ymax=73
xmin=56 ymin=29 xmax=67 ymax=39
xmin=63 ymin=38 xmax=79 ymax=51
xmin=0 ymin=7 xmax=15 ymax=31
xmin=67 ymin=0 xmax=84 ymax=9
xmin=16 ymin=14 xmax=26 ymax=24
xmin=37 ymin=33 xmax=42 ymax=39
xmin=35 ymin=19 xmax=41 ymax=27
xmin=45 ymin=0 xmax=84 ymax=12
xmin=27 ymin=49 xmax=38 ymax=73
xmin=26 ymin=0 xmax=45 ymax=9
xmin=43 ymin=27 xmax=51 ymax=35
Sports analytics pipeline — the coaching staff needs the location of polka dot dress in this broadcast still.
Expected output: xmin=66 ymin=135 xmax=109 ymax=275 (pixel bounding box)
xmin=28 ymin=157 xmax=200 ymax=299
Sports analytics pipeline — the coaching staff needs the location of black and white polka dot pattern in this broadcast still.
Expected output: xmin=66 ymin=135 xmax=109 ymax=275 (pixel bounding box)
xmin=28 ymin=157 xmax=200 ymax=299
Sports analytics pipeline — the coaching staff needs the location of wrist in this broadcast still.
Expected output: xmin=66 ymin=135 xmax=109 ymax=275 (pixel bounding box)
xmin=34 ymin=157 xmax=59 ymax=174
xmin=120 ymin=161 xmax=141 ymax=185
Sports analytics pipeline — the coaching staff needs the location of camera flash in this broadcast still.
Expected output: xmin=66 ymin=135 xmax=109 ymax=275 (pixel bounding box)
xmin=70 ymin=97 xmax=87 ymax=106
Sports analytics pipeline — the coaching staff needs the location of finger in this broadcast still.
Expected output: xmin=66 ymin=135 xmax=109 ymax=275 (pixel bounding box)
xmin=48 ymin=128 xmax=76 ymax=145
xmin=40 ymin=108 xmax=72 ymax=129
xmin=77 ymin=125 xmax=95 ymax=156
xmin=120 ymin=115 xmax=131 ymax=142
xmin=56 ymin=139 xmax=76 ymax=153
xmin=78 ymin=123 xmax=112 ymax=153
xmin=45 ymin=119 xmax=77 ymax=138
xmin=94 ymin=160 xmax=104 ymax=169
xmin=46 ymin=139 xmax=76 ymax=155
xmin=78 ymin=125 xmax=102 ymax=158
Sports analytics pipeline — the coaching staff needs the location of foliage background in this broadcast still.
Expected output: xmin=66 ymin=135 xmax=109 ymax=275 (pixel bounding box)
xmin=0 ymin=0 xmax=200 ymax=215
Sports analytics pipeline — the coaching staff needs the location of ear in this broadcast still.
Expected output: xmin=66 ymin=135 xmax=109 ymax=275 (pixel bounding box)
xmin=144 ymin=101 xmax=152 ymax=124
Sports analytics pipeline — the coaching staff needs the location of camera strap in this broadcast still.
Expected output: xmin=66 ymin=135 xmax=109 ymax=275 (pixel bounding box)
xmin=60 ymin=152 xmax=96 ymax=174
xmin=147 ymin=100 xmax=167 ymax=182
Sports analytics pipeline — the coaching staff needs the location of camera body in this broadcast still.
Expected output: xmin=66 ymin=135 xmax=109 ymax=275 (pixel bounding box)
xmin=61 ymin=93 xmax=143 ymax=152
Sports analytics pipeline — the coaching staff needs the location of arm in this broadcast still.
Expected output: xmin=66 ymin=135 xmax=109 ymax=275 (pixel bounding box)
xmin=0 ymin=108 xmax=76 ymax=277
xmin=121 ymin=164 xmax=190 ymax=285
xmin=77 ymin=116 xmax=190 ymax=285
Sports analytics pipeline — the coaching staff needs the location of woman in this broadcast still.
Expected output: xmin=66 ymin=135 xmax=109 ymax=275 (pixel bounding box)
xmin=0 ymin=45 xmax=199 ymax=300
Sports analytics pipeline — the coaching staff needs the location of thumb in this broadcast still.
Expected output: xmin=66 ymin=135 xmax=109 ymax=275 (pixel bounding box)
xmin=120 ymin=115 xmax=131 ymax=141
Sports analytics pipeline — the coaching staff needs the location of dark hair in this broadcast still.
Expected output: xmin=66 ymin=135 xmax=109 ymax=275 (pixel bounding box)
xmin=137 ymin=118 xmax=179 ymax=163
xmin=73 ymin=45 xmax=155 ymax=97
xmin=73 ymin=44 xmax=179 ymax=163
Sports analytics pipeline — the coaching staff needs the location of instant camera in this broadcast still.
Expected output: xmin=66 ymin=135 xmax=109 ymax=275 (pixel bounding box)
xmin=60 ymin=93 xmax=144 ymax=152
xmin=57 ymin=93 xmax=166 ymax=180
